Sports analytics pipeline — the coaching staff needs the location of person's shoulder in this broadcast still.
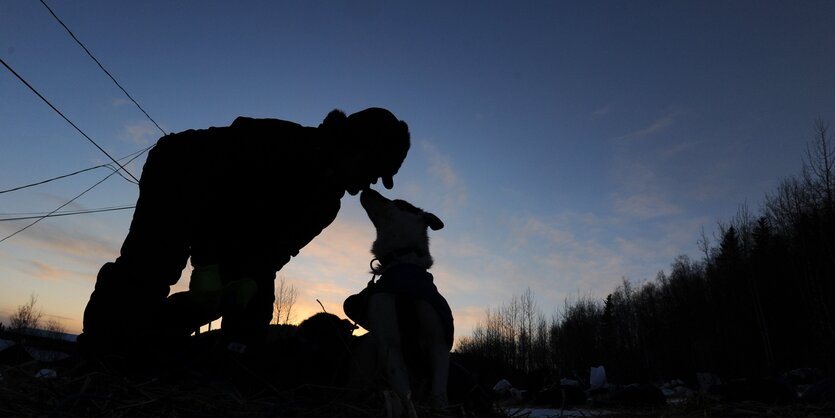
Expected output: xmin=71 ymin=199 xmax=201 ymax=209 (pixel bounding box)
xmin=231 ymin=116 xmax=304 ymax=131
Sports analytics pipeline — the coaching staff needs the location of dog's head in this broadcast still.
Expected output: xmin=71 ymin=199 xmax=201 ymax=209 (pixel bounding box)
xmin=360 ymin=188 xmax=443 ymax=270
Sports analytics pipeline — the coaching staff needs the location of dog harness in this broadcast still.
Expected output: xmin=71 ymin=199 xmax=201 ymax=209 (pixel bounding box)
xmin=343 ymin=262 xmax=454 ymax=349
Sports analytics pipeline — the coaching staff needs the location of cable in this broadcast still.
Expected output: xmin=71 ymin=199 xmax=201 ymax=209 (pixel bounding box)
xmin=0 ymin=171 xmax=115 ymax=243
xmin=0 ymin=144 xmax=153 ymax=194
xmin=0 ymin=164 xmax=107 ymax=194
xmin=0 ymin=2 xmax=168 ymax=244
xmin=98 ymin=143 xmax=154 ymax=185
xmin=39 ymin=0 xmax=166 ymax=136
xmin=0 ymin=146 xmax=147 ymax=245
xmin=0 ymin=56 xmax=140 ymax=183
xmin=0 ymin=205 xmax=135 ymax=221
xmin=103 ymin=161 xmax=139 ymax=185
xmin=0 ymin=1 xmax=165 ymax=192
xmin=96 ymin=143 xmax=155 ymax=184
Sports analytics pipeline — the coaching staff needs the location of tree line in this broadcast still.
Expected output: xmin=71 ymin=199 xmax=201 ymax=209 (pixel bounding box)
xmin=0 ymin=293 xmax=67 ymax=338
xmin=457 ymin=119 xmax=835 ymax=386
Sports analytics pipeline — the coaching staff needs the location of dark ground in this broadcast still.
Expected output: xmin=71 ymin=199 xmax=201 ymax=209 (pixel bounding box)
xmin=2 ymin=334 xmax=834 ymax=417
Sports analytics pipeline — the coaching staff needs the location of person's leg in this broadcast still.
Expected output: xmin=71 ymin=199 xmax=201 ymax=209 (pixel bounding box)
xmin=80 ymin=138 xmax=191 ymax=356
xmin=219 ymin=267 xmax=275 ymax=351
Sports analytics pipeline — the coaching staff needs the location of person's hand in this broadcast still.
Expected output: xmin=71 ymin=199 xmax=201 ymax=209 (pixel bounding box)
xmin=189 ymin=264 xmax=223 ymax=310
xmin=169 ymin=265 xmax=258 ymax=329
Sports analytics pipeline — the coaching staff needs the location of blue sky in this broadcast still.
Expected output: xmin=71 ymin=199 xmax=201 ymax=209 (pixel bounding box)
xmin=1 ymin=1 xmax=834 ymax=337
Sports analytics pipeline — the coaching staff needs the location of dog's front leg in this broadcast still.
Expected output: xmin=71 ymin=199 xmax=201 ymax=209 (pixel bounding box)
xmin=415 ymin=299 xmax=450 ymax=409
xmin=368 ymin=293 xmax=415 ymax=417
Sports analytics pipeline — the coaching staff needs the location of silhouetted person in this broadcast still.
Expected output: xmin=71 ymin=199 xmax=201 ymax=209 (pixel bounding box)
xmin=79 ymin=107 xmax=410 ymax=361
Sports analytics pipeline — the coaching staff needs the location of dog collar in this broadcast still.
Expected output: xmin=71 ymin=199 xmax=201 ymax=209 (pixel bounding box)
xmin=369 ymin=247 xmax=427 ymax=280
xmin=378 ymin=247 xmax=425 ymax=267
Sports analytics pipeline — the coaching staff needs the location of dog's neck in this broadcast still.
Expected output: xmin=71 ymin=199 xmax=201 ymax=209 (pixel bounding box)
xmin=372 ymin=247 xmax=433 ymax=275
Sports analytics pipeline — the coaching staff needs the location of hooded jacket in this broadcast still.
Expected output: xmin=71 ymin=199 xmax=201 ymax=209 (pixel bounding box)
xmin=119 ymin=116 xmax=345 ymax=285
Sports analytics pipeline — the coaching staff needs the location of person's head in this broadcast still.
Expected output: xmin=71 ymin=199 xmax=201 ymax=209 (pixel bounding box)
xmin=320 ymin=107 xmax=410 ymax=195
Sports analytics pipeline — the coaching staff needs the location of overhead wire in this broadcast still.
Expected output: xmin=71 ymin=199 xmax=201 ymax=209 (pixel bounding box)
xmin=0 ymin=149 xmax=147 ymax=244
xmin=0 ymin=164 xmax=109 ymax=194
xmin=0 ymin=144 xmax=152 ymax=194
xmin=39 ymin=0 xmax=167 ymax=137
xmin=0 ymin=1 xmax=171 ymax=243
xmin=0 ymin=205 xmax=135 ymax=221
xmin=0 ymin=56 xmax=140 ymax=183
xmin=0 ymin=171 xmax=115 ymax=244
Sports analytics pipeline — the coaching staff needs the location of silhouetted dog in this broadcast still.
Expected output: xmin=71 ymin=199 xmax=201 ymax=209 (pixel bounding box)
xmin=344 ymin=189 xmax=452 ymax=416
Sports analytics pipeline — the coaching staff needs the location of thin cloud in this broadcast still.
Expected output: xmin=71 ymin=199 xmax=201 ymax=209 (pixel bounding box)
xmin=656 ymin=140 xmax=694 ymax=160
xmin=512 ymin=216 xmax=577 ymax=250
xmin=612 ymin=193 xmax=682 ymax=219
xmin=120 ymin=121 xmax=159 ymax=146
xmin=609 ymin=152 xmax=683 ymax=219
xmin=508 ymin=210 xmax=710 ymax=309
xmin=421 ymin=141 xmax=467 ymax=212
xmin=618 ymin=115 xmax=675 ymax=140
xmin=22 ymin=260 xmax=75 ymax=283
xmin=432 ymin=233 xmax=493 ymax=260
xmin=509 ymin=214 xmax=655 ymax=299
xmin=591 ymin=105 xmax=610 ymax=119
xmin=3 ymin=221 xmax=121 ymax=268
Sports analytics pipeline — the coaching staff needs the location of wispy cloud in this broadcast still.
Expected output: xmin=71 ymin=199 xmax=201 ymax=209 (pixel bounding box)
xmin=618 ymin=115 xmax=675 ymax=140
xmin=509 ymin=215 xmax=614 ymax=292
xmin=120 ymin=121 xmax=159 ymax=146
xmin=21 ymin=260 xmax=78 ymax=283
xmin=506 ymin=212 xmax=683 ymax=301
xmin=2 ymin=221 xmax=121 ymax=269
xmin=421 ymin=141 xmax=467 ymax=212
xmin=612 ymin=193 xmax=682 ymax=219
xmin=609 ymin=143 xmax=685 ymax=220
xmin=433 ymin=234 xmax=491 ymax=259
xmin=511 ymin=216 xmax=578 ymax=250
xmin=591 ymin=105 xmax=610 ymax=119
xmin=656 ymin=140 xmax=694 ymax=160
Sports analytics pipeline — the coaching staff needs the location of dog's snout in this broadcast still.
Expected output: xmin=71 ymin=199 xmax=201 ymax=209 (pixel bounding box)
xmin=360 ymin=188 xmax=387 ymax=208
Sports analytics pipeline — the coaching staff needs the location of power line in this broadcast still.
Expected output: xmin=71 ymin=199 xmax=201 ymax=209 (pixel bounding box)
xmin=0 ymin=56 xmax=140 ymax=183
xmin=0 ymin=144 xmax=153 ymax=194
xmin=0 ymin=170 xmax=116 ymax=243
xmin=0 ymin=147 xmax=147 ymax=245
xmin=0 ymin=205 xmax=135 ymax=221
xmin=0 ymin=164 xmax=106 ymax=194
xmin=39 ymin=0 xmax=166 ymax=137
xmin=2 ymin=0 xmax=166 ymax=191
xmin=0 ymin=2 xmax=168 ymax=244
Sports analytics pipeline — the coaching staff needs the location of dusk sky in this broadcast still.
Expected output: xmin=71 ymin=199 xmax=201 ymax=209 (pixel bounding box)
xmin=1 ymin=1 xmax=834 ymax=338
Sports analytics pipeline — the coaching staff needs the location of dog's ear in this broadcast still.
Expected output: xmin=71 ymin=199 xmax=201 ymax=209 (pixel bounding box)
xmin=424 ymin=212 xmax=444 ymax=231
